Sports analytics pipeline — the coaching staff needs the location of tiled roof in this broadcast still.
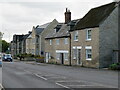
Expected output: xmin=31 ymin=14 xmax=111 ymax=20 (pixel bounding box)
xmin=72 ymin=2 xmax=117 ymax=31
xmin=45 ymin=20 xmax=79 ymax=39
xmin=34 ymin=22 xmax=50 ymax=35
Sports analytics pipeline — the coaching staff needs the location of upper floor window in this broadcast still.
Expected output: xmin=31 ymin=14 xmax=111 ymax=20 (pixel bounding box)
xmin=86 ymin=29 xmax=91 ymax=41
xmin=74 ymin=31 xmax=78 ymax=41
xmin=49 ymin=40 xmax=52 ymax=45
xmin=64 ymin=38 xmax=68 ymax=44
xmin=56 ymin=39 xmax=59 ymax=45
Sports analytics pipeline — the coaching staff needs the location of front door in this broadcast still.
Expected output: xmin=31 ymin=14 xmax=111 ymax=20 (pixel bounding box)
xmin=61 ymin=53 xmax=64 ymax=64
xmin=77 ymin=49 xmax=81 ymax=64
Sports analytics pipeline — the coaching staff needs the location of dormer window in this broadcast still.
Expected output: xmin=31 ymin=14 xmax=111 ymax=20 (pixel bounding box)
xmin=54 ymin=29 xmax=57 ymax=33
xmin=54 ymin=28 xmax=60 ymax=33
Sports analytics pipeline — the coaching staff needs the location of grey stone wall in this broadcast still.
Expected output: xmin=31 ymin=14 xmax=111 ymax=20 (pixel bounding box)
xmin=99 ymin=6 xmax=118 ymax=68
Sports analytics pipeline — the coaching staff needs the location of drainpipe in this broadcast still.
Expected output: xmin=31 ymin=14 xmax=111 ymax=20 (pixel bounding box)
xmin=118 ymin=2 xmax=120 ymax=63
xmin=69 ymin=32 xmax=72 ymax=66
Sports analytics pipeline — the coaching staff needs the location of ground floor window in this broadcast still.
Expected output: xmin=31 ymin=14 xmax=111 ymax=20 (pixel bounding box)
xmin=86 ymin=49 xmax=92 ymax=60
xmin=73 ymin=49 xmax=77 ymax=59
xmin=64 ymin=53 xmax=68 ymax=61
xmin=32 ymin=49 xmax=34 ymax=54
xmin=56 ymin=53 xmax=60 ymax=60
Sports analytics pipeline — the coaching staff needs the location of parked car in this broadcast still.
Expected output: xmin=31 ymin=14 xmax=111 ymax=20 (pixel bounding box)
xmin=0 ymin=60 xmax=2 ymax=67
xmin=2 ymin=54 xmax=13 ymax=62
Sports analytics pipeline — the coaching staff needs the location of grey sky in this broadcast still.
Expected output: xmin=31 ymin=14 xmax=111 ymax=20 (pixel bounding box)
xmin=0 ymin=0 xmax=114 ymax=42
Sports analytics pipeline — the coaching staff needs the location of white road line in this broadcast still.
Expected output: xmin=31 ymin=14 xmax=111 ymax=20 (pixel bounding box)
xmin=67 ymin=85 xmax=98 ymax=87
xmin=34 ymin=74 xmax=47 ymax=81
xmin=56 ymin=80 xmax=116 ymax=88
xmin=56 ymin=82 xmax=70 ymax=89
xmin=0 ymin=84 xmax=4 ymax=89
xmin=48 ymin=76 xmax=66 ymax=79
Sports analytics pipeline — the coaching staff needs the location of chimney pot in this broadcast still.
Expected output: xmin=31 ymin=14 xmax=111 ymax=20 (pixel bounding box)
xmin=64 ymin=8 xmax=71 ymax=24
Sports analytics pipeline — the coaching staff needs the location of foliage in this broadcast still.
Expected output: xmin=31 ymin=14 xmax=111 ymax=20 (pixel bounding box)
xmin=17 ymin=53 xmax=44 ymax=59
xmin=109 ymin=63 xmax=120 ymax=70
xmin=2 ymin=40 xmax=9 ymax=53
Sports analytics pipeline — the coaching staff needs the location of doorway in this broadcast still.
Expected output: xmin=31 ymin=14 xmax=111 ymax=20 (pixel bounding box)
xmin=60 ymin=53 xmax=64 ymax=64
xmin=77 ymin=49 xmax=81 ymax=65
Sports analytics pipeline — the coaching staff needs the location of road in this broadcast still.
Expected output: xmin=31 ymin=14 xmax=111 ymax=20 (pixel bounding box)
xmin=2 ymin=61 xmax=119 ymax=89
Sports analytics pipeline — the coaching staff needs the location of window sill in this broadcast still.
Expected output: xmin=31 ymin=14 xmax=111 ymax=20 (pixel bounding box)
xmin=64 ymin=59 xmax=68 ymax=61
xmin=86 ymin=39 xmax=91 ymax=41
xmin=86 ymin=58 xmax=92 ymax=61
xmin=73 ymin=58 xmax=76 ymax=60
xmin=74 ymin=40 xmax=78 ymax=42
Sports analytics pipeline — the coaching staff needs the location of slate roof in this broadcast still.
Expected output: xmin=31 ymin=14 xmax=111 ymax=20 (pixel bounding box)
xmin=73 ymin=2 xmax=117 ymax=31
xmin=34 ymin=22 xmax=50 ymax=35
xmin=22 ymin=32 xmax=32 ymax=41
xmin=45 ymin=20 xmax=79 ymax=39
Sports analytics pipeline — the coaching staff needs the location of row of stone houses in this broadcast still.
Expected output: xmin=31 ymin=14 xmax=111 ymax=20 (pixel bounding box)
xmin=11 ymin=2 xmax=120 ymax=68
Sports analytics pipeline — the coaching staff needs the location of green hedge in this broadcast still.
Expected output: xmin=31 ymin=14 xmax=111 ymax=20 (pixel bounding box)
xmin=109 ymin=63 xmax=120 ymax=70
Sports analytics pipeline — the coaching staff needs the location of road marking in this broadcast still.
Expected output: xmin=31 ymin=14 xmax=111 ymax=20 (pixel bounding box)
xmin=47 ymin=76 xmax=66 ymax=79
xmin=56 ymin=80 xmax=116 ymax=88
xmin=56 ymin=82 xmax=70 ymax=89
xmin=0 ymin=84 xmax=4 ymax=89
xmin=34 ymin=74 xmax=47 ymax=81
xmin=67 ymin=85 xmax=97 ymax=87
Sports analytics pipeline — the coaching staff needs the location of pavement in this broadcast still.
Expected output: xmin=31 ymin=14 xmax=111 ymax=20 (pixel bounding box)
xmin=2 ymin=61 xmax=119 ymax=89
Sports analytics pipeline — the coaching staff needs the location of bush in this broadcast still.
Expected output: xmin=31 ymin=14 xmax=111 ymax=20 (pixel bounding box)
xmin=109 ymin=63 xmax=120 ymax=70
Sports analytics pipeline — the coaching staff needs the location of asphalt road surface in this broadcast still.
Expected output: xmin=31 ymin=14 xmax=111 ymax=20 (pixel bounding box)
xmin=2 ymin=61 xmax=119 ymax=89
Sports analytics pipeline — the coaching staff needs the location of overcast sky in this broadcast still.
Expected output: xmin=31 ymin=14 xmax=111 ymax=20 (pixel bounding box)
xmin=0 ymin=0 xmax=114 ymax=42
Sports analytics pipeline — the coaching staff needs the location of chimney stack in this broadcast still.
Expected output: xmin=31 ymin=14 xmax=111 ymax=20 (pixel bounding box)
xmin=64 ymin=8 xmax=71 ymax=24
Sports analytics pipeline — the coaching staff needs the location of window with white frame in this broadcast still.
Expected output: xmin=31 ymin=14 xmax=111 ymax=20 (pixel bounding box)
xmin=49 ymin=40 xmax=52 ymax=45
xmin=74 ymin=31 xmax=78 ymax=41
xmin=73 ymin=49 xmax=77 ymax=59
xmin=56 ymin=39 xmax=59 ymax=45
xmin=32 ymin=49 xmax=34 ymax=54
xmin=56 ymin=53 xmax=60 ymax=60
xmin=86 ymin=48 xmax=92 ymax=60
xmin=86 ymin=29 xmax=91 ymax=40
xmin=64 ymin=53 xmax=68 ymax=61
xmin=64 ymin=38 xmax=68 ymax=44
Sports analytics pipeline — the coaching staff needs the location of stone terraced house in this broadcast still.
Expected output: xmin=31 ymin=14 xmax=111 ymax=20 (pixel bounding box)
xmin=70 ymin=2 xmax=119 ymax=68
xmin=45 ymin=9 xmax=79 ymax=65
xmin=45 ymin=2 xmax=119 ymax=68
xmin=26 ymin=19 xmax=58 ymax=56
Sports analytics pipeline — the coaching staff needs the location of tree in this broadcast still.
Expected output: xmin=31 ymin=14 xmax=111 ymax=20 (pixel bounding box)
xmin=2 ymin=40 xmax=9 ymax=53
